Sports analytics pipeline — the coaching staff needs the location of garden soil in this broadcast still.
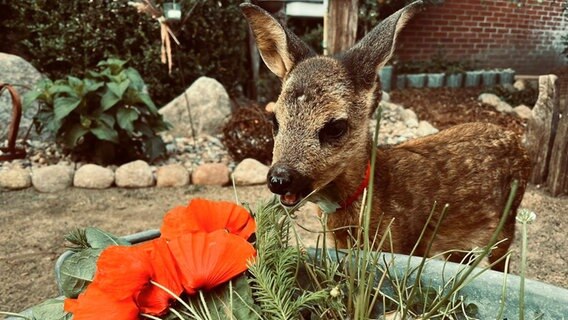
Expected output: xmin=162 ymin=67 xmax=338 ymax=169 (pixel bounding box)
xmin=1 ymin=88 xmax=567 ymax=315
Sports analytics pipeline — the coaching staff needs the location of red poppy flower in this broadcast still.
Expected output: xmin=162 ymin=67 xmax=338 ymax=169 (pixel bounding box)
xmin=167 ymin=230 xmax=256 ymax=293
xmin=91 ymin=245 xmax=153 ymax=301
xmin=64 ymin=284 xmax=138 ymax=320
xmin=160 ymin=198 xmax=256 ymax=240
xmin=137 ymin=238 xmax=184 ymax=315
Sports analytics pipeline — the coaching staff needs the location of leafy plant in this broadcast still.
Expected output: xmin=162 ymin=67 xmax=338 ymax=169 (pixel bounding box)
xmin=25 ymin=58 xmax=170 ymax=164
xmin=1 ymin=0 xmax=250 ymax=106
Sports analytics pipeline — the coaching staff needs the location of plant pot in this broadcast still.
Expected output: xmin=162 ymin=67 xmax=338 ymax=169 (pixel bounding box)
xmin=465 ymin=70 xmax=482 ymax=87
xmin=406 ymin=73 xmax=426 ymax=88
xmin=482 ymin=70 xmax=499 ymax=87
xmin=426 ymin=73 xmax=445 ymax=88
xmin=396 ymin=74 xmax=406 ymax=90
xmin=445 ymin=73 xmax=463 ymax=88
xmin=309 ymin=249 xmax=568 ymax=319
xmin=378 ymin=65 xmax=393 ymax=92
xmin=499 ymin=68 xmax=515 ymax=85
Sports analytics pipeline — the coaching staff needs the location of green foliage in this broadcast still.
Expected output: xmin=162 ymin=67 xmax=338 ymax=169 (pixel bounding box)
xmin=16 ymin=297 xmax=71 ymax=320
xmin=487 ymin=84 xmax=539 ymax=107
xmin=24 ymin=58 xmax=170 ymax=164
xmin=59 ymin=248 xmax=102 ymax=298
xmin=2 ymin=0 xmax=250 ymax=106
xmin=247 ymin=198 xmax=331 ymax=319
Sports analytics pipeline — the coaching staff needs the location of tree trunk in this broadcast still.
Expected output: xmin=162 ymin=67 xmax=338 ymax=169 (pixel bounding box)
xmin=324 ymin=0 xmax=359 ymax=55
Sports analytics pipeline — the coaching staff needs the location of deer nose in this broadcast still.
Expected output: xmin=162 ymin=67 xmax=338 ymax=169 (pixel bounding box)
xmin=267 ymin=164 xmax=300 ymax=195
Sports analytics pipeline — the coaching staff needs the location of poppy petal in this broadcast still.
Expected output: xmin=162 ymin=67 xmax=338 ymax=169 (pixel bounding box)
xmin=137 ymin=238 xmax=184 ymax=315
xmin=168 ymin=230 xmax=256 ymax=293
xmin=160 ymin=199 xmax=256 ymax=240
xmin=64 ymin=284 xmax=139 ymax=320
xmin=93 ymin=245 xmax=153 ymax=300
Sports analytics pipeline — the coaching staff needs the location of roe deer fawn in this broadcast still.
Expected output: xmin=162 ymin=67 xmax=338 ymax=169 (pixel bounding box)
xmin=240 ymin=1 xmax=531 ymax=271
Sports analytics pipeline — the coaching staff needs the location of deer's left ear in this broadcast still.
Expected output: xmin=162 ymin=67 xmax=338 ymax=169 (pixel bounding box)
xmin=341 ymin=0 xmax=424 ymax=91
xmin=240 ymin=3 xmax=315 ymax=79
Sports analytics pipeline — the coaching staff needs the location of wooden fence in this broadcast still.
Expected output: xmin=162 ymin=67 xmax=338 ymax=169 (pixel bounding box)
xmin=525 ymin=74 xmax=568 ymax=196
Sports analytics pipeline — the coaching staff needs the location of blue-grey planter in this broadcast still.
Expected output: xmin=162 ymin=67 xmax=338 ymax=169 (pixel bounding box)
xmin=396 ymin=74 xmax=406 ymax=90
xmin=25 ymin=230 xmax=568 ymax=320
xmin=465 ymin=70 xmax=482 ymax=87
xmin=426 ymin=73 xmax=445 ymax=88
xmin=378 ymin=65 xmax=393 ymax=92
xmin=309 ymin=249 xmax=568 ymax=320
xmin=446 ymin=73 xmax=464 ymax=88
xmin=499 ymin=68 xmax=515 ymax=85
xmin=406 ymin=73 xmax=427 ymax=88
xmin=482 ymin=70 xmax=499 ymax=87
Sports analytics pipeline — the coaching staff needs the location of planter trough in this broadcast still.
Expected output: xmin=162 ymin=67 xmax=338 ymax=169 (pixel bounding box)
xmin=446 ymin=73 xmax=464 ymax=88
xmin=465 ymin=70 xmax=482 ymax=87
xmin=426 ymin=73 xmax=445 ymax=88
xmin=406 ymin=73 xmax=426 ymax=88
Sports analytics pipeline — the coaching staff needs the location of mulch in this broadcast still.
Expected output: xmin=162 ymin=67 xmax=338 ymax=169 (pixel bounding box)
xmin=390 ymin=87 xmax=527 ymax=136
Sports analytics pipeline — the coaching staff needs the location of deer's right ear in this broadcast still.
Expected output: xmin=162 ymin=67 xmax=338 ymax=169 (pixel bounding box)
xmin=240 ymin=4 xmax=314 ymax=79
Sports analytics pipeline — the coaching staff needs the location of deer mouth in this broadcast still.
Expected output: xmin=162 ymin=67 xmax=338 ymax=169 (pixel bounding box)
xmin=279 ymin=189 xmax=311 ymax=207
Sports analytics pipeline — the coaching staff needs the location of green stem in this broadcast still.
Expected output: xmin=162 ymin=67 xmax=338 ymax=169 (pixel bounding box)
xmin=519 ymin=221 xmax=528 ymax=320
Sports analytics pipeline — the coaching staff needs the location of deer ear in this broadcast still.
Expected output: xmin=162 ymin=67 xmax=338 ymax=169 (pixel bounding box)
xmin=341 ymin=0 xmax=424 ymax=90
xmin=240 ymin=3 xmax=315 ymax=79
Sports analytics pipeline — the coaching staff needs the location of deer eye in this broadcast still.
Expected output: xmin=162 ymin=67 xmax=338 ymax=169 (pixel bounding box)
xmin=319 ymin=119 xmax=348 ymax=143
xmin=269 ymin=113 xmax=279 ymax=135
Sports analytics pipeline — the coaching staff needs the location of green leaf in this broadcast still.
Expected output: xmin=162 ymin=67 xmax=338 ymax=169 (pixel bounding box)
xmin=98 ymin=113 xmax=116 ymax=128
xmin=85 ymin=227 xmax=130 ymax=249
xmin=48 ymin=84 xmax=78 ymax=97
xmin=125 ymin=67 xmax=145 ymax=90
xmin=22 ymin=89 xmax=43 ymax=109
xmin=67 ymin=76 xmax=82 ymax=89
xmin=107 ymin=79 xmax=130 ymax=99
xmin=97 ymin=58 xmax=127 ymax=69
xmin=137 ymin=92 xmax=158 ymax=114
xmin=185 ymin=276 xmax=261 ymax=320
xmin=90 ymin=122 xmax=119 ymax=143
xmin=142 ymin=135 xmax=166 ymax=162
xmin=54 ymin=96 xmax=81 ymax=121
xmin=116 ymin=107 xmax=139 ymax=133
xmin=83 ymin=79 xmax=104 ymax=93
xmin=309 ymin=190 xmax=341 ymax=214
xmin=101 ymin=89 xmax=120 ymax=110
xmin=60 ymin=248 xmax=102 ymax=298
xmin=62 ymin=123 xmax=89 ymax=148
xmin=18 ymin=297 xmax=71 ymax=320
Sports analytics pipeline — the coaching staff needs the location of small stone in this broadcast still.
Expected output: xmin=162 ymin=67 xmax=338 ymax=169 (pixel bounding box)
xmin=32 ymin=165 xmax=74 ymax=193
xmin=115 ymin=160 xmax=154 ymax=188
xmin=156 ymin=164 xmax=190 ymax=187
xmin=191 ymin=163 xmax=230 ymax=186
xmin=478 ymin=93 xmax=513 ymax=113
xmin=74 ymin=164 xmax=114 ymax=189
xmin=416 ymin=121 xmax=439 ymax=137
xmin=514 ymin=79 xmax=526 ymax=91
xmin=381 ymin=91 xmax=390 ymax=102
xmin=232 ymin=158 xmax=270 ymax=186
xmin=513 ymin=105 xmax=533 ymax=120
xmin=0 ymin=167 xmax=31 ymax=189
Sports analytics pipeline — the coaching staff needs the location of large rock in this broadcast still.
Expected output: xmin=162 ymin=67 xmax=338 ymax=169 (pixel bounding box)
xmin=74 ymin=164 xmax=114 ymax=189
xmin=156 ymin=164 xmax=189 ymax=187
xmin=32 ymin=165 xmax=74 ymax=192
xmin=115 ymin=160 xmax=154 ymax=188
xmin=0 ymin=167 xmax=31 ymax=190
xmin=159 ymin=77 xmax=232 ymax=137
xmin=0 ymin=53 xmax=47 ymax=141
xmin=478 ymin=93 xmax=513 ymax=113
xmin=513 ymin=105 xmax=533 ymax=120
xmin=416 ymin=121 xmax=439 ymax=137
xmin=232 ymin=158 xmax=269 ymax=186
xmin=191 ymin=163 xmax=230 ymax=186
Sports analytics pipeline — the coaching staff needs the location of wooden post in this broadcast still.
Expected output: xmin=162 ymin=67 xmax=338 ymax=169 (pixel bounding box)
xmin=547 ymin=79 xmax=568 ymax=196
xmin=524 ymin=75 xmax=560 ymax=185
xmin=324 ymin=0 xmax=358 ymax=55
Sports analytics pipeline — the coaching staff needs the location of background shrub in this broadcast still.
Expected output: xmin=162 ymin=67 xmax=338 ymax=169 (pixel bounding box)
xmin=0 ymin=0 xmax=250 ymax=107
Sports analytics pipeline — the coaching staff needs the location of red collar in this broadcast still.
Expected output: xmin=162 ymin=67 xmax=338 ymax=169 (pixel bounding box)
xmin=340 ymin=162 xmax=371 ymax=209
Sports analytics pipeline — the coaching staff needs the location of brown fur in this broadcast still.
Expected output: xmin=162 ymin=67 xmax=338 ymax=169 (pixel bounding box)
xmin=241 ymin=1 xmax=531 ymax=271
